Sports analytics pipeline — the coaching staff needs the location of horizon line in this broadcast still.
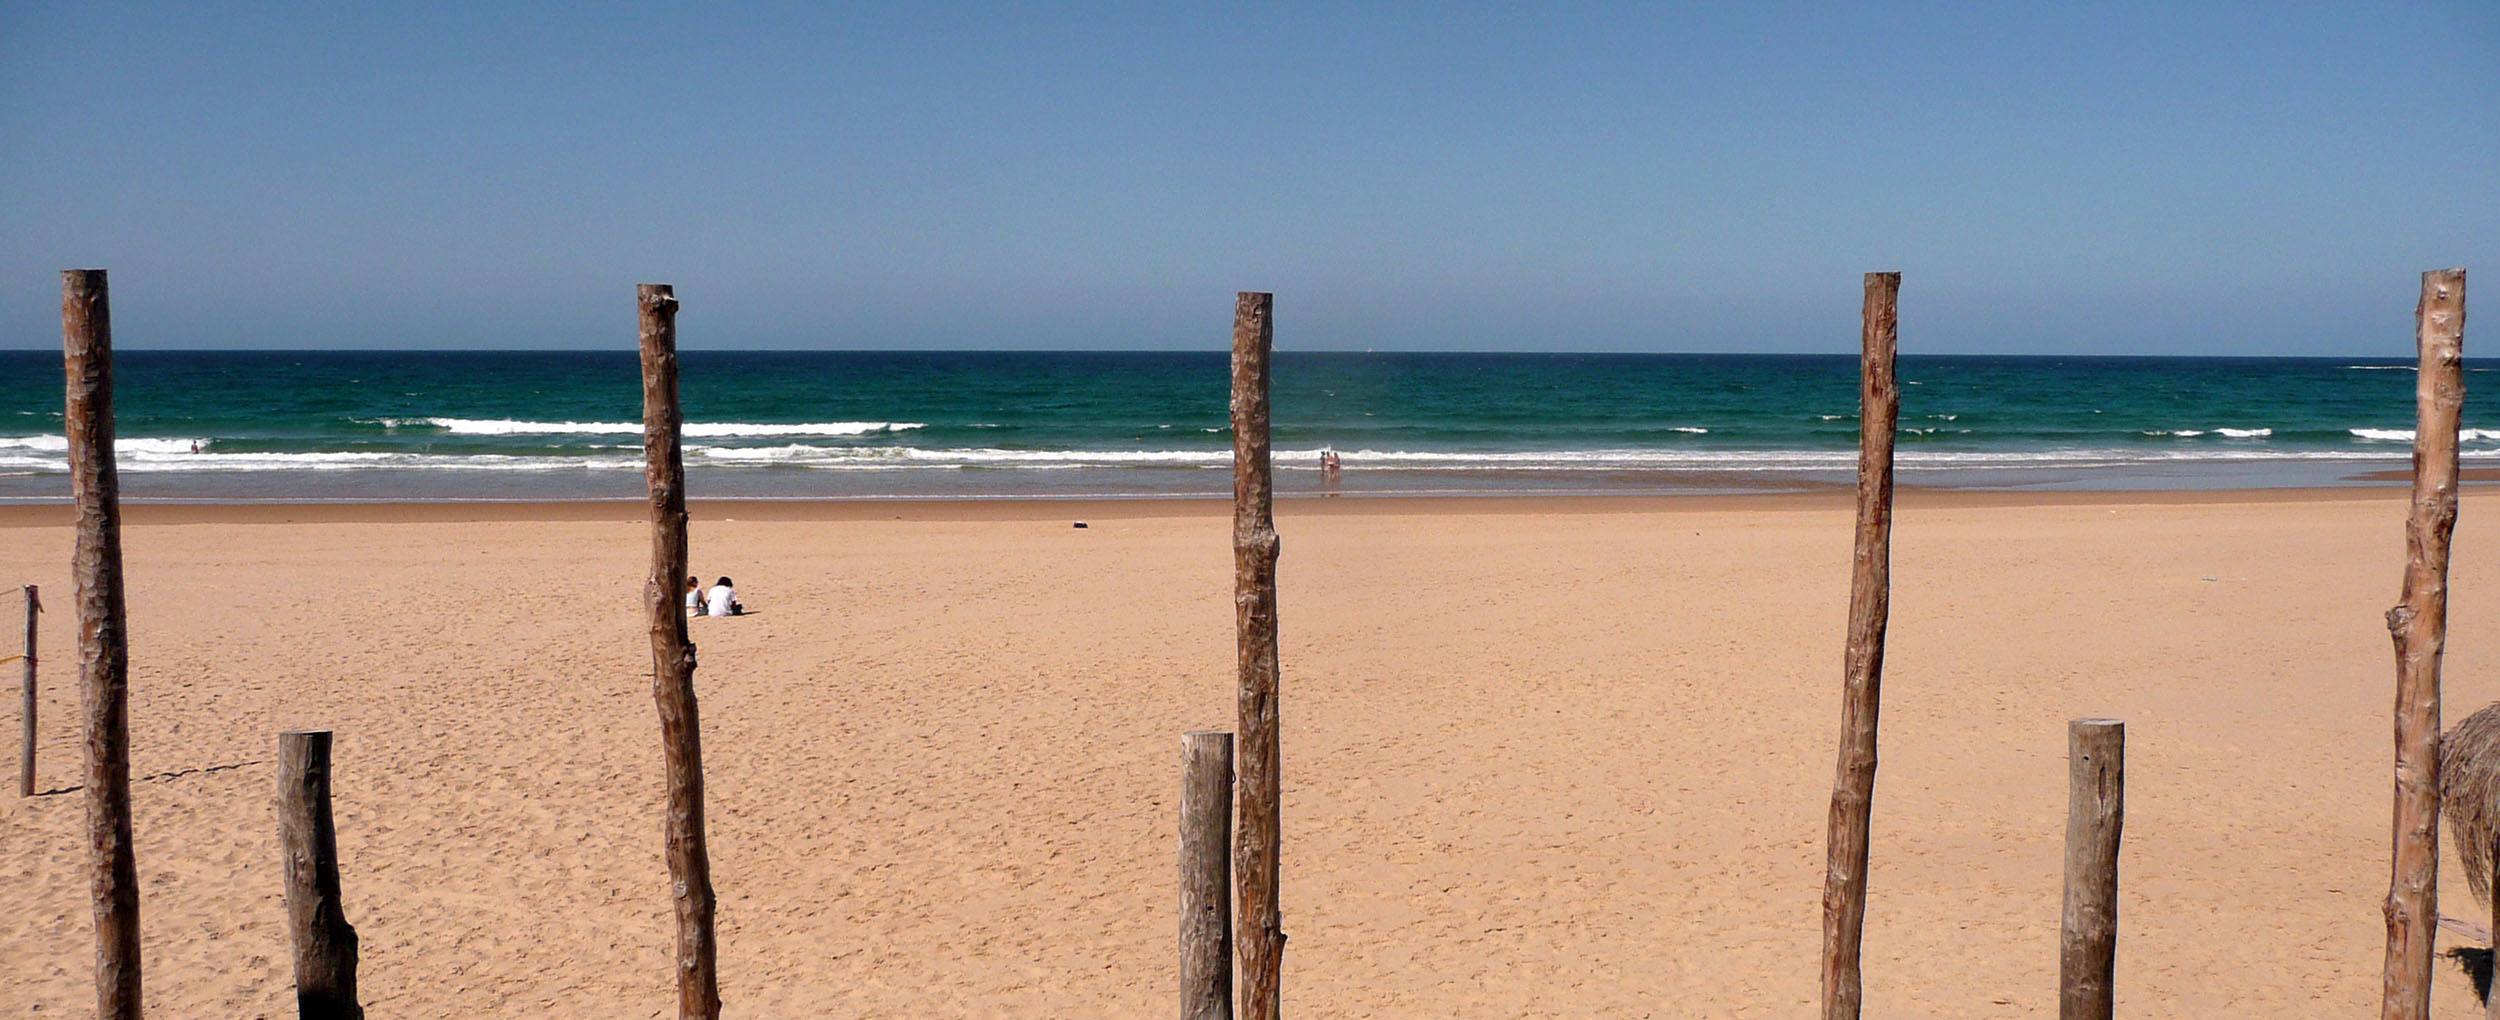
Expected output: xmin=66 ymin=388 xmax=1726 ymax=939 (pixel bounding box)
xmin=0 ymin=347 xmax=2471 ymax=361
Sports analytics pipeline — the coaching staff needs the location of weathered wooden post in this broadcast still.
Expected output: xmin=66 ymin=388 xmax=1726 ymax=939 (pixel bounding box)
xmin=1180 ymin=730 xmax=1235 ymax=1020
xmin=2383 ymin=267 xmax=2465 ymax=1020
xmin=639 ymin=283 xmax=722 ymax=1020
xmin=1820 ymin=271 xmax=1899 ymax=1020
xmin=64 ymin=268 xmax=142 ymax=1019
xmin=19 ymin=584 xmax=36 ymax=797
xmin=1230 ymin=291 xmax=1286 ymax=1020
xmin=278 ymin=730 xmax=362 ymax=1019
xmin=2060 ymin=718 xmax=2124 ymax=1020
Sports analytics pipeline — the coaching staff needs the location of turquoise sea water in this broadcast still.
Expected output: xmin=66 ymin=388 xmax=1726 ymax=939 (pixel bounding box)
xmin=0 ymin=350 xmax=2492 ymax=501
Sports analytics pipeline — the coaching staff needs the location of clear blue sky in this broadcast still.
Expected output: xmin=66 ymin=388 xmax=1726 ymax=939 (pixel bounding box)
xmin=3 ymin=3 xmax=2493 ymax=354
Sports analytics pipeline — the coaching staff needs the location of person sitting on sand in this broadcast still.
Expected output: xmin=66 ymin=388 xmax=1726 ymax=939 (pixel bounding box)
xmin=704 ymin=576 xmax=745 ymax=617
xmin=684 ymin=575 xmax=702 ymax=613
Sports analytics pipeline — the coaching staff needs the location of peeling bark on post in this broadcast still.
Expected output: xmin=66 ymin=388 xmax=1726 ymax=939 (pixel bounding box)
xmin=2383 ymin=268 xmax=2465 ymax=1020
xmin=279 ymin=730 xmax=362 ymax=1020
xmin=64 ymin=268 xmax=142 ymax=1020
xmin=1230 ymin=291 xmax=1286 ymax=1020
xmin=20 ymin=585 xmax=37 ymax=797
xmin=1820 ymin=271 xmax=1899 ymax=1020
xmin=640 ymin=284 xmax=721 ymax=1020
xmin=2060 ymin=719 xmax=2124 ymax=1020
xmin=1180 ymin=730 xmax=1234 ymax=1020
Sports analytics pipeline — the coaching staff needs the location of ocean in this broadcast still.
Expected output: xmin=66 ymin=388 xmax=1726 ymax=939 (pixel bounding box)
xmin=0 ymin=350 xmax=2492 ymax=502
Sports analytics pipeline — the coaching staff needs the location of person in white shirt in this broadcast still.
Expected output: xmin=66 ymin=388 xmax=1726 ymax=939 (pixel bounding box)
xmin=704 ymin=577 xmax=743 ymax=617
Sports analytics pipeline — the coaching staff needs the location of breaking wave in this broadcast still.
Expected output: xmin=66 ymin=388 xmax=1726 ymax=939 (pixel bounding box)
xmin=371 ymin=418 xmax=923 ymax=437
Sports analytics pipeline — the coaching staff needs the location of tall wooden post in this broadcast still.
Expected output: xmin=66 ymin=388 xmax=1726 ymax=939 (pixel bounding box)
xmin=20 ymin=584 xmax=37 ymax=797
xmin=64 ymin=268 xmax=141 ymax=1019
xmin=279 ymin=730 xmax=362 ymax=1019
xmin=2060 ymin=719 xmax=2124 ymax=1020
xmin=1230 ymin=291 xmax=1286 ymax=1020
xmin=1820 ymin=271 xmax=1899 ymax=1020
xmin=1180 ymin=730 xmax=1235 ymax=1020
xmin=2383 ymin=268 xmax=2465 ymax=1020
xmin=639 ymin=283 xmax=721 ymax=1020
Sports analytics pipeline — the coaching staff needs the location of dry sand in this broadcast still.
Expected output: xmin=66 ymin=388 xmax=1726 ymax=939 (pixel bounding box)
xmin=1 ymin=488 xmax=2495 ymax=1017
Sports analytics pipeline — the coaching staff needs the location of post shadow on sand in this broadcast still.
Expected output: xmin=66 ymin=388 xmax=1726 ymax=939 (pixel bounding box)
xmin=2448 ymin=946 xmax=2495 ymax=1005
xmin=29 ymin=758 xmax=265 ymax=797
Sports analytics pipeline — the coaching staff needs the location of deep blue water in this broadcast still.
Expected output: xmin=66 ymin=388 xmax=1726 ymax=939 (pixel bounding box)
xmin=0 ymin=350 xmax=2491 ymax=500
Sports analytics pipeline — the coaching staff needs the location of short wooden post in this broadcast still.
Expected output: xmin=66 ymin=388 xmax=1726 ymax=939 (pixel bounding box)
xmin=2383 ymin=267 xmax=2466 ymax=1020
xmin=1230 ymin=292 xmax=1286 ymax=1020
xmin=1820 ymin=271 xmax=1899 ymax=1020
xmin=2060 ymin=719 xmax=2124 ymax=1020
xmin=1180 ymin=730 xmax=1235 ymax=1020
xmin=20 ymin=584 xmax=37 ymax=797
xmin=64 ymin=268 xmax=141 ymax=1019
xmin=639 ymin=283 xmax=721 ymax=1020
xmin=279 ymin=730 xmax=362 ymax=1019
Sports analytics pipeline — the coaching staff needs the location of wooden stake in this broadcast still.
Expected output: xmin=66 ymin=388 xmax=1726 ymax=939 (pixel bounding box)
xmin=1820 ymin=271 xmax=1899 ymax=1020
xmin=2060 ymin=719 xmax=2124 ymax=1020
xmin=20 ymin=584 xmax=36 ymax=797
xmin=2383 ymin=267 xmax=2465 ymax=1020
xmin=639 ymin=283 xmax=721 ymax=1020
xmin=1230 ymin=291 xmax=1286 ymax=1020
xmin=64 ymin=268 xmax=141 ymax=1019
xmin=279 ymin=730 xmax=362 ymax=1019
xmin=1180 ymin=730 xmax=1234 ymax=1020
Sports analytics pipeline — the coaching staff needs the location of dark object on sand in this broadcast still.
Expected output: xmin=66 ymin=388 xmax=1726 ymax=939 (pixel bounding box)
xmin=1073 ymin=521 xmax=1088 ymax=529
xmin=2444 ymin=701 xmax=2500 ymax=905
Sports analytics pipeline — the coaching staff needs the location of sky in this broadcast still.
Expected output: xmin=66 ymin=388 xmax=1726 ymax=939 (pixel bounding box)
xmin=1 ymin=2 xmax=2494 ymax=355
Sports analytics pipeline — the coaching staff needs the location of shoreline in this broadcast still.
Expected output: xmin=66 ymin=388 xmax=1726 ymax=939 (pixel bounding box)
xmin=0 ymin=481 xmax=2465 ymax=527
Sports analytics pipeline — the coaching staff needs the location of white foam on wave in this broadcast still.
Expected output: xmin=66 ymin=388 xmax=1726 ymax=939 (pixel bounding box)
xmin=0 ymin=451 xmax=638 ymax=473
xmin=384 ymin=418 xmax=924 ymax=437
xmin=2352 ymin=427 xmax=2500 ymax=442
xmin=2215 ymin=428 xmax=2272 ymax=438
xmin=2142 ymin=429 xmax=2206 ymax=437
xmin=3 ymin=435 xmax=210 ymax=454
xmin=5 ymin=441 xmax=2493 ymax=478
xmin=1671 ymin=426 xmax=1709 ymax=434
xmin=665 ymin=443 xmax=2500 ymax=473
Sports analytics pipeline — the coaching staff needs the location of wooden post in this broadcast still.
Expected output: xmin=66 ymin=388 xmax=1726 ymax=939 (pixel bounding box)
xmin=1230 ymin=291 xmax=1286 ymax=1020
xmin=639 ymin=283 xmax=721 ymax=1020
xmin=1180 ymin=730 xmax=1234 ymax=1020
xmin=1820 ymin=271 xmax=1899 ymax=1020
xmin=2059 ymin=718 xmax=2124 ymax=1020
xmin=64 ymin=268 xmax=141 ymax=1019
xmin=2383 ymin=267 xmax=2466 ymax=1020
xmin=279 ymin=731 xmax=362 ymax=1019
xmin=20 ymin=584 xmax=36 ymax=797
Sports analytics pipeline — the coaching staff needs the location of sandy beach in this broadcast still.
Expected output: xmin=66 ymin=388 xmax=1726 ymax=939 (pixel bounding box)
xmin=1 ymin=487 xmax=2493 ymax=1017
